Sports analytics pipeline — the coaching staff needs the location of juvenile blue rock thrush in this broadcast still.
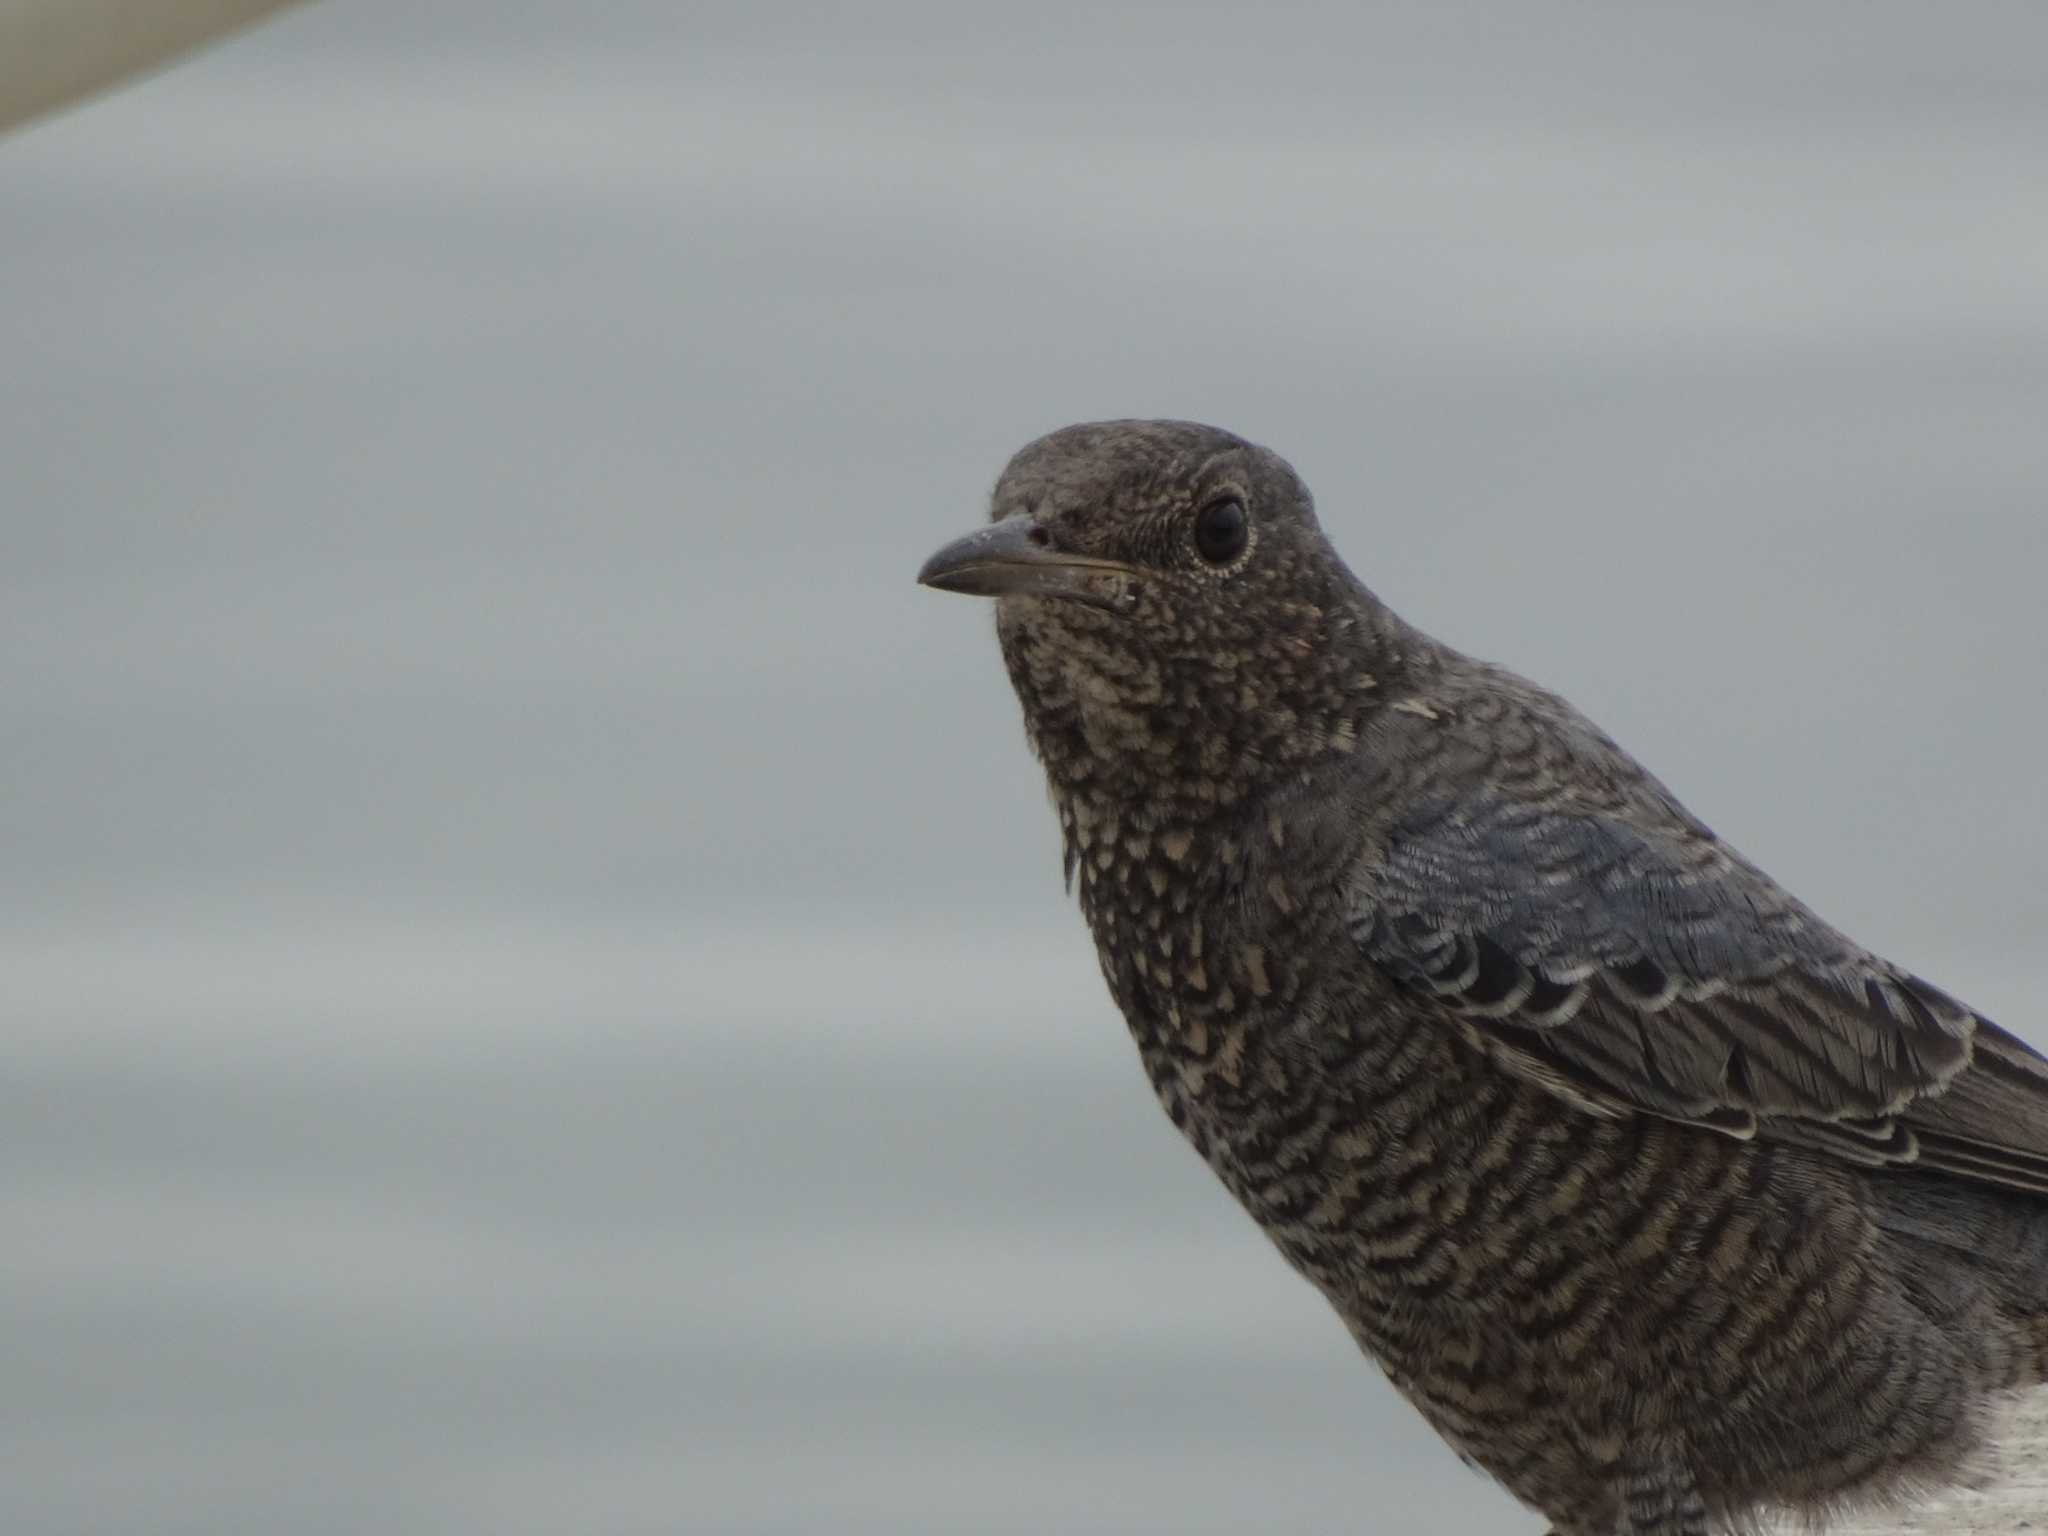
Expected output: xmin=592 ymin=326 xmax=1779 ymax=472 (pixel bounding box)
xmin=917 ymin=420 xmax=2048 ymax=1535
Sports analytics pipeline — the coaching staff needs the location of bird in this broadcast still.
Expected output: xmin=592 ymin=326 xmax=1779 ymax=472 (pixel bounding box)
xmin=916 ymin=419 xmax=2048 ymax=1536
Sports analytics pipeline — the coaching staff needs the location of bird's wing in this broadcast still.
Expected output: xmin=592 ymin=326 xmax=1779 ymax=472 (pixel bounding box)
xmin=1347 ymin=767 xmax=2048 ymax=1193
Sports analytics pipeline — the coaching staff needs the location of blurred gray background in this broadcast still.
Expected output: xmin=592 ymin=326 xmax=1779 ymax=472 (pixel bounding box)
xmin=5 ymin=4 xmax=2047 ymax=1533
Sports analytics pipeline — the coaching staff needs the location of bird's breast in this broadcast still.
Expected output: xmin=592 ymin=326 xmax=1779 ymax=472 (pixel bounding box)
xmin=1058 ymin=794 xmax=1336 ymax=1111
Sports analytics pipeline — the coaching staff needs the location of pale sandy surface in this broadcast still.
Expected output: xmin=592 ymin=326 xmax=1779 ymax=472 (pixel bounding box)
xmin=1840 ymin=1394 xmax=2048 ymax=1534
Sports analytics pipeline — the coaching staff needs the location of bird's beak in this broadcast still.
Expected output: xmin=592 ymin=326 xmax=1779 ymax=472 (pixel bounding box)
xmin=916 ymin=516 xmax=1139 ymax=612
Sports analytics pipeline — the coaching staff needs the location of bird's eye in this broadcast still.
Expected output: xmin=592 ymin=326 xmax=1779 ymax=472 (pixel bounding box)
xmin=1193 ymin=497 xmax=1249 ymax=566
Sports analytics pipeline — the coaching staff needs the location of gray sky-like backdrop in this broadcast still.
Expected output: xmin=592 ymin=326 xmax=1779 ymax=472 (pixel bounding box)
xmin=5 ymin=4 xmax=2047 ymax=1533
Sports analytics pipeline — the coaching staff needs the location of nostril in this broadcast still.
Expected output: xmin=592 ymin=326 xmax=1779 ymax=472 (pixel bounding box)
xmin=1026 ymin=525 xmax=1051 ymax=548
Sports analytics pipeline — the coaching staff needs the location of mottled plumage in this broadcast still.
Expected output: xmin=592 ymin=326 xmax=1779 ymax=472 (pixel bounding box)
xmin=917 ymin=420 xmax=2048 ymax=1535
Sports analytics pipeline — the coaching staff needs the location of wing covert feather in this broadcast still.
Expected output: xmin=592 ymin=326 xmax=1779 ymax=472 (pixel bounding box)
xmin=1346 ymin=752 xmax=2048 ymax=1192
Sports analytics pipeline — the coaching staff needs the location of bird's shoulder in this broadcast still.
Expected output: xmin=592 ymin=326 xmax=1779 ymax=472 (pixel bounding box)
xmin=1352 ymin=649 xmax=1702 ymax=830
xmin=1299 ymin=649 xmax=2048 ymax=1192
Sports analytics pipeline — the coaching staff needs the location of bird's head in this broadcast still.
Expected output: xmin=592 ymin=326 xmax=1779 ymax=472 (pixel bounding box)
xmin=919 ymin=420 xmax=1402 ymax=815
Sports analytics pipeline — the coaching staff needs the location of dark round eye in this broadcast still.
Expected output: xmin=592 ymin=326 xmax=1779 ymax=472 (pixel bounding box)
xmin=1193 ymin=497 xmax=1249 ymax=565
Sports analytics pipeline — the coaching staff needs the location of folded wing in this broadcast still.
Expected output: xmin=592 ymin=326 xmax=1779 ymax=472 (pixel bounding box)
xmin=1349 ymin=779 xmax=2048 ymax=1194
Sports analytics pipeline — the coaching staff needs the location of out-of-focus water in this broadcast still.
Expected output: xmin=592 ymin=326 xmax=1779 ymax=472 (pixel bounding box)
xmin=1 ymin=918 xmax=1533 ymax=1534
